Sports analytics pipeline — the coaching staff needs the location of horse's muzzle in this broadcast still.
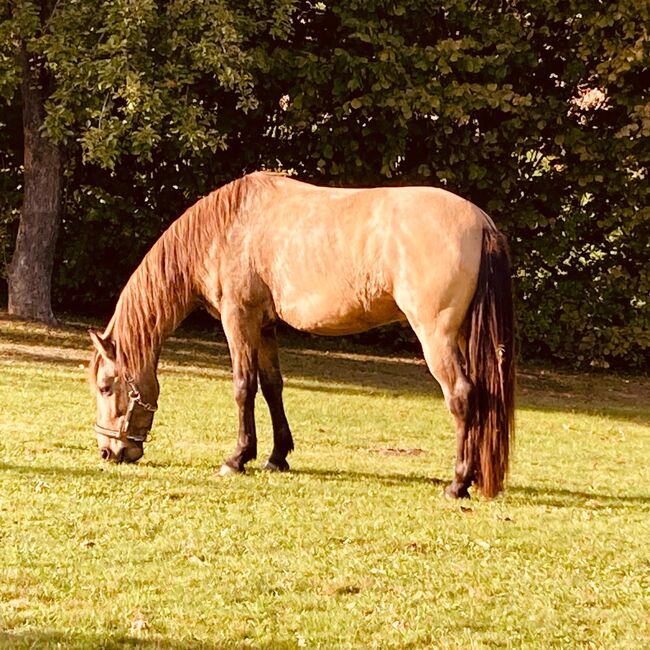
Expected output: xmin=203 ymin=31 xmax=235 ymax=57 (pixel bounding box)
xmin=99 ymin=445 xmax=143 ymax=464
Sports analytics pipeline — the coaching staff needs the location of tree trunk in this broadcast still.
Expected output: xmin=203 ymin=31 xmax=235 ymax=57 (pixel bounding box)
xmin=7 ymin=46 xmax=62 ymax=324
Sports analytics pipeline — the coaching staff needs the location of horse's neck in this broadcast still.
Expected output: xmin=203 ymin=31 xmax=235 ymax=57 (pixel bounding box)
xmin=107 ymin=188 xmax=230 ymax=372
xmin=108 ymin=244 xmax=199 ymax=374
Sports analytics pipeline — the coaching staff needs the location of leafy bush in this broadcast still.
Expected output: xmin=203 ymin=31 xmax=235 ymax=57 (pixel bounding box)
xmin=2 ymin=0 xmax=648 ymax=369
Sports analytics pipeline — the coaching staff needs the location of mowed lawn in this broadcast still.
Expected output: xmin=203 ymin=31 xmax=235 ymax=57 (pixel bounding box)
xmin=0 ymin=312 xmax=648 ymax=649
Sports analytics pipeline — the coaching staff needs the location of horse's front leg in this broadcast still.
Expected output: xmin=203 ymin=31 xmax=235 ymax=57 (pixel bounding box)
xmin=258 ymin=324 xmax=294 ymax=471
xmin=220 ymin=305 xmax=261 ymax=475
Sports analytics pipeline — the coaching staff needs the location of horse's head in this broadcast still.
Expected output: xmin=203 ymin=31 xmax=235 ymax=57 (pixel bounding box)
xmin=89 ymin=330 xmax=159 ymax=464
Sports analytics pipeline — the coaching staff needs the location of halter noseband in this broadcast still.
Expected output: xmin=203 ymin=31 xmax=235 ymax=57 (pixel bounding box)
xmin=94 ymin=377 xmax=158 ymax=443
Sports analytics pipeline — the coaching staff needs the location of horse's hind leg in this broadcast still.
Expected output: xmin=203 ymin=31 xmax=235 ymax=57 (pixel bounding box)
xmin=258 ymin=324 xmax=294 ymax=471
xmin=219 ymin=304 xmax=261 ymax=475
xmin=413 ymin=323 xmax=476 ymax=498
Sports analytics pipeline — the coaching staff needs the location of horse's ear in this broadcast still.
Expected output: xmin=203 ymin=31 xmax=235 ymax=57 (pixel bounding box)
xmin=88 ymin=329 xmax=116 ymax=362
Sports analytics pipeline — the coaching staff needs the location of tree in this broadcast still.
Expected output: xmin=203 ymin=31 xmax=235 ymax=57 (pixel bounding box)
xmin=2 ymin=1 xmax=62 ymax=322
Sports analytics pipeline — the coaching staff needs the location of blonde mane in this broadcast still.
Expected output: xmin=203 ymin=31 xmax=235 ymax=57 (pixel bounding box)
xmin=90 ymin=172 xmax=277 ymax=381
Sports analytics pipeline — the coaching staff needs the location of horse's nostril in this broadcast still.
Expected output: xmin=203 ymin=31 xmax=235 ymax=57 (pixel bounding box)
xmin=100 ymin=448 xmax=112 ymax=461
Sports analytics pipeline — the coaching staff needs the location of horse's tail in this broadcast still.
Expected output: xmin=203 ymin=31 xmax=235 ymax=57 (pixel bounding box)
xmin=465 ymin=227 xmax=516 ymax=498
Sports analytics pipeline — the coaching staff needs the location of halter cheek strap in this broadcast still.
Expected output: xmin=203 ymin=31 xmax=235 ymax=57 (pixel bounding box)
xmin=94 ymin=378 xmax=158 ymax=443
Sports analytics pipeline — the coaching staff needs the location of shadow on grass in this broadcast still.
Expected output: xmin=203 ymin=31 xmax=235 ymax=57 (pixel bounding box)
xmin=273 ymin=467 xmax=650 ymax=509
xmin=508 ymin=484 xmax=650 ymax=509
xmin=0 ymin=461 xmax=219 ymax=492
xmin=2 ymin=312 xmax=649 ymax=423
xmin=0 ymin=461 xmax=105 ymax=480
xmin=0 ymin=457 xmax=442 ymax=490
xmin=0 ymin=350 xmax=88 ymax=367
xmin=0 ymin=631 xmax=297 ymax=650
xmin=3 ymin=456 xmax=648 ymax=510
xmin=290 ymin=466 xmax=445 ymax=488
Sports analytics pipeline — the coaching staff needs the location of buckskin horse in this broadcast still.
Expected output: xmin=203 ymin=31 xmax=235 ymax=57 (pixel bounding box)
xmin=89 ymin=171 xmax=515 ymax=498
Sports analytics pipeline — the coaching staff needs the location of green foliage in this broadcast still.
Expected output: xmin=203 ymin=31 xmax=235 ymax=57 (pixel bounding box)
xmin=39 ymin=0 xmax=281 ymax=166
xmin=0 ymin=0 xmax=648 ymax=368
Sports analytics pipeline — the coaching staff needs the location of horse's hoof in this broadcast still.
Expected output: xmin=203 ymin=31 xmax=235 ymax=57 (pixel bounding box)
xmin=444 ymin=483 xmax=471 ymax=500
xmin=263 ymin=458 xmax=290 ymax=472
xmin=217 ymin=463 xmax=242 ymax=477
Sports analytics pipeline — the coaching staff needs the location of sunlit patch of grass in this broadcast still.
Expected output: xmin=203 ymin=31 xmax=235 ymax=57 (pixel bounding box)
xmin=1 ymin=312 xmax=649 ymax=649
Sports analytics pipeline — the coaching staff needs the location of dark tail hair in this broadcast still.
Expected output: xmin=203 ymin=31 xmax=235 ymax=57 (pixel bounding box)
xmin=465 ymin=228 xmax=516 ymax=498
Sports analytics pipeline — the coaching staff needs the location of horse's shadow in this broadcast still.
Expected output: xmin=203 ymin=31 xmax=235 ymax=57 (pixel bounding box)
xmin=278 ymin=465 xmax=446 ymax=489
xmin=286 ymin=466 xmax=650 ymax=508
xmin=3 ymin=458 xmax=648 ymax=509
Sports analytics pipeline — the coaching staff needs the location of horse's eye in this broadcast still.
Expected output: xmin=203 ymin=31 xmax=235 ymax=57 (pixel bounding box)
xmin=98 ymin=384 xmax=112 ymax=396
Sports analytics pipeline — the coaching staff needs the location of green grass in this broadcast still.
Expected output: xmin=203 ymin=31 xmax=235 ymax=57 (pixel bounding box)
xmin=1 ymin=312 xmax=648 ymax=649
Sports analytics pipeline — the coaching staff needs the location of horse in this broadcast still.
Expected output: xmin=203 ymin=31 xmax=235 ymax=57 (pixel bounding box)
xmin=89 ymin=171 xmax=515 ymax=498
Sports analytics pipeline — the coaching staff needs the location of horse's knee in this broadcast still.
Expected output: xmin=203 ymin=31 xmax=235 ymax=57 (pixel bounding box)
xmin=233 ymin=375 xmax=257 ymax=407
